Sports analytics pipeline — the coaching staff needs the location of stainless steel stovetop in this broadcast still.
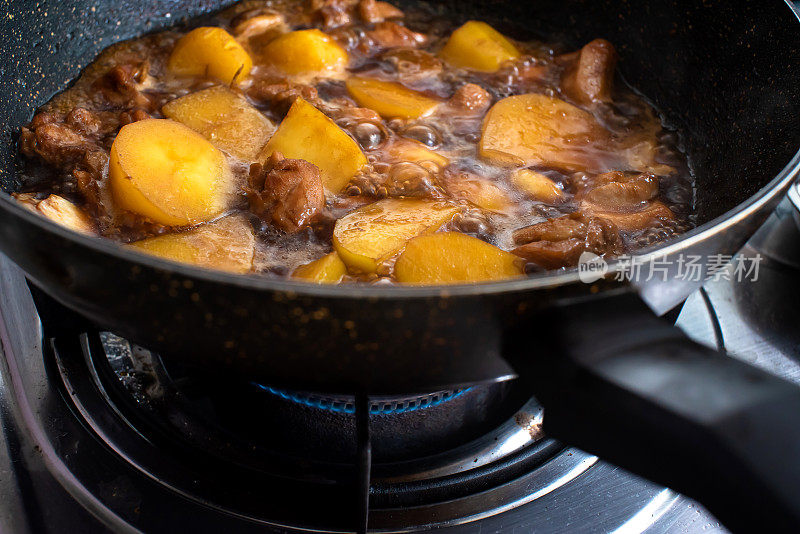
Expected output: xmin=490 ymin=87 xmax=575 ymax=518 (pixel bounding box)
xmin=2 ymin=194 xmax=799 ymax=533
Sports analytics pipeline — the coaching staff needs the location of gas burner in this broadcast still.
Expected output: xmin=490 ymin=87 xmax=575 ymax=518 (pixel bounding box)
xmin=254 ymin=384 xmax=473 ymax=415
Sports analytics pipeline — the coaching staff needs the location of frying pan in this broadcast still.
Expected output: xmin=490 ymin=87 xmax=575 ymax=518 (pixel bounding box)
xmin=1 ymin=0 xmax=799 ymax=531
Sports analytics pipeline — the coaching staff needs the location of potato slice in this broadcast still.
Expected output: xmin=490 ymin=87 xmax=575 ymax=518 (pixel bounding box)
xmin=385 ymin=138 xmax=449 ymax=168
xmin=168 ymin=27 xmax=253 ymax=84
xmin=259 ymin=98 xmax=368 ymax=194
xmin=346 ymin=77 xmax=440 ymax=119
xmin=333 ymin=199 xmax=459 ymax=273
xmin=438 ymin=21 xmax=520 ymax=72
xmin=445 ymin=176 xmax=511 ymax=212
xmin=480 ymin=93 xmax=603 ymax=170
xmin=395 ymin=232 xmax=523 ymax=284
xmin=511 ymin=169 xmax=566 ymax=204
xmin=293 ymin=252 xmax=347 ymax=283
xmin=14 ymin=193 xmax=94 ymax=235
xmin=163 ymin=86 xmax=275 ymax=161
xmin=262 ymin=29 xmax=348 ymax=78
xmin=110 ymin=119 xmax=230 ymax=226
xmin=127 ymin=215 xmax=254 ymax=274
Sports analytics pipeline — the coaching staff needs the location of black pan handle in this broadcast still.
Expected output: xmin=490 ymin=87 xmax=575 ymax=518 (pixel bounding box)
xmin=505 ymin=291 xmax=800 ymax=533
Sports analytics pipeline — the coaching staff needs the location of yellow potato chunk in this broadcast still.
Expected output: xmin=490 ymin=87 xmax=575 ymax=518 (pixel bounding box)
xmin=110 ymin=119 xmax=230 ymax=226
xmin=385 ymin=139 xmax=449 ymax=168
xmin=262 ymin=29 xmax=348 ymax=78
xmin=446 ymin=177 xmax=511 ymax=212
xmin=168 ymin=27 xmax=253 ymax=84
xmin=511 ymin=169 xmax=566 ymax=204
xmin=480 ymin=93 xmax=603 ymax=170
xmin=126 ymin=215 xmax=255 ymax=274
xmin=346 ymin=77 xmax=441 ymax=119
xmin=333 ymin=199 xmax=459 ymax=273
xmin=395 ymin=232 xmax=523 ymax=284
xmin=163 ymin=86 xmax=275 ymax=161
xmin=259 ymin=98 xmax=368 ymax=193
xmin=293 ymin=253 xmax=347 ymax=284
xmin=14 ymin=193 xmax=94 ymax=235
xmin=439 ymin=21 xmax=520 ymax=72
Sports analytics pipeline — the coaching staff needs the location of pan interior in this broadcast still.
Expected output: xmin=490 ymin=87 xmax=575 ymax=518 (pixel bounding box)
xmin=1 ymin=0 xmax=798 ymax=234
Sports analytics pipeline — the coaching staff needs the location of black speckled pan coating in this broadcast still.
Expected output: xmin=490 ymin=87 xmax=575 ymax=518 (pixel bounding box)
xmin=0 ymin=0 xmax=798 ymax=394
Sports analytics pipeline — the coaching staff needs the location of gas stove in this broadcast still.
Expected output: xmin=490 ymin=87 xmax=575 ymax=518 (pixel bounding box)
xmin=3 ymin=195 xmax=800 ymax=533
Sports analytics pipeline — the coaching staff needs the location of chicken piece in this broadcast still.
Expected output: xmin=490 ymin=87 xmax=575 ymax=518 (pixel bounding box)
xmin=513 ymin=213 xmax=588 ymax=244
xmin=384 ymin=162 xmax=439 ymax=197
xmin=231 ymin=8 xmax=284 ymax=39
xmin=563 ymin=39 xmax=617 ymax=104
xmin=581 ymin=171 xmax=658 ymax=210
xmin=578 ymin=171 xmax=673 ymax=231
xmin=311 ymin=0 xmax=355 ymax=29
xmin=27 ymin=123 xmax=92 ymax=166
xmin=366 ymin=22 xmax=426 ymax=49
xmin=93 ymin=63 xmax=153 ymax=110
xmin=326 ymin=105 xmax=382 ymax=124
xmin=65 ymin=108 xmax=102 ymax=135
xmin=359 ymin=0 xmax=404 ymax=23
xmin=14 ymin=193 xmax=95 ymax=235
xmin=247 ymin=152 xmax=325 ymax=232
xmin=382 ymin=48 xmax=442 ymax=81
xmin=512 ymin=212 xmax=622 ymax=269
xmin=448 ymin=83 xmax=492 ymax=112
xmin=22 ymin=109 xmax=110 ymax=171
xmin=583 ymin=201 xmax=674 ymax=232
xmin=119 ymin=109 xmax=151 ymax=127
xmin=247 ymin=81 xmax=319 ymax=115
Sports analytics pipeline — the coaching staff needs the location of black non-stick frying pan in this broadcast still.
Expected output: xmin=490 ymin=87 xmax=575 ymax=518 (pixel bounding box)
xmin=1 ymin=0 xmax=800 ymax=531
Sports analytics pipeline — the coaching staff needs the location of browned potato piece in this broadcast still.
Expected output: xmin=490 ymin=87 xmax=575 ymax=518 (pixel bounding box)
xmin=14 ymin=193 xmax=94 ymax=235
xmin=162 ymin=86 xmax=275 ymax=161
xmin=395 ymin=232 xmax=523 ymax=284
xmin=438 ymin=21 xmax=520 ymax=72
xmin=293 ymin=252 xmax=347 ymax=283
xmin=259 ymin=98 xmax=368 ymax=193
xmin=346 ymin=77 xmax=441 ymax=119
xmin=511 ymin=169 xmax=566 ymax=204
xmin=333 ymin=199 xmax=459 ymax=273
xmin=168 ymin=27 xmax=253 ymax=84
xmin=480 ymin=94 xmax=605 ymax=171
xmin=126 ymin=215 xmax=255 ymax=273
xmin=109 ymin=119 xmax=231 ymax=226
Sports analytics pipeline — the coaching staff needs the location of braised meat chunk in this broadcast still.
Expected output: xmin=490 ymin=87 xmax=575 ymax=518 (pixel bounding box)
xmin=366 ymin=22 xmax=427 ymax=50
xmin=563 ymin=39 xmax=617 ymax=104
xmin=248 ymin=152 xmax=325 ymax=232
xmin=448 ymin=83 xmax=492 ymax=112
xmin=512 ymin=213 xmax=622 ymax=270
xmin=359 ymin=0 xmax=404 ymax=23
xmin=579 ymin=171 xmax=675 ymax=231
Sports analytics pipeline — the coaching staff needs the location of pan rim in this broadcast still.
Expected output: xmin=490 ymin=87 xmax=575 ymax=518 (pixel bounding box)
xmin=3 ymin=146 xmax=798 ymax=300
xmin=1 ymin=0 xmax=798 ymax=301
